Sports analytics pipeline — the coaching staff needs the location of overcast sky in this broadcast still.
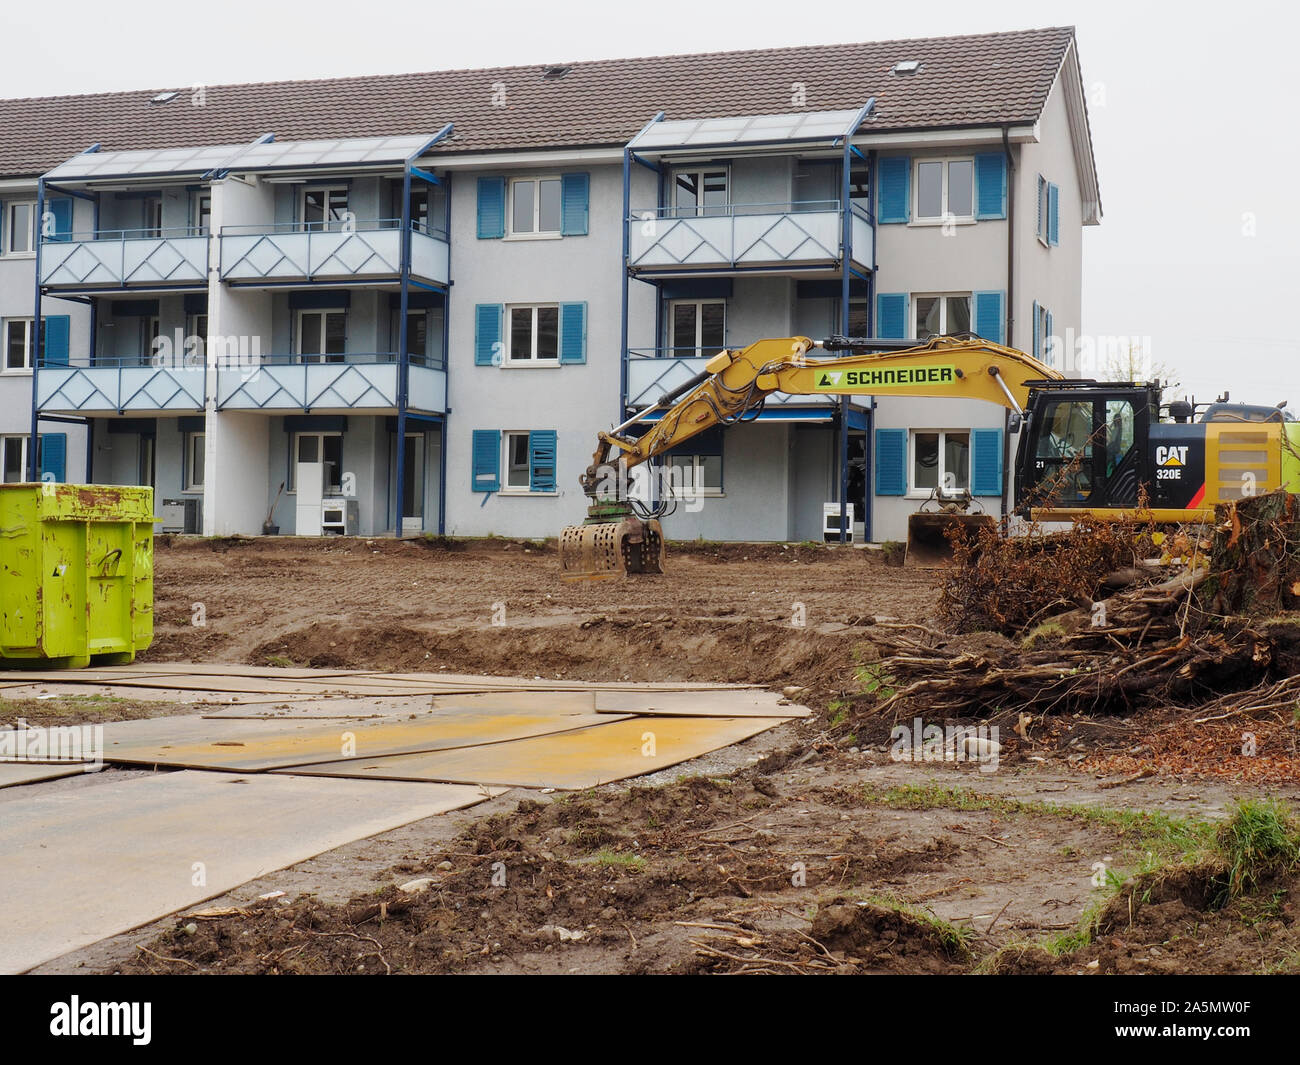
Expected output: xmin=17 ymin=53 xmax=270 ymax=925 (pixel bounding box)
xmin=2 ymin=0 xmax=1293 ymax=407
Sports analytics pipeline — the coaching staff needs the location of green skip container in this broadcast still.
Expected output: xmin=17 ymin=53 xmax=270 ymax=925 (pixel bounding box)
xmin=0 ymin=483 xmax=154 ymax=668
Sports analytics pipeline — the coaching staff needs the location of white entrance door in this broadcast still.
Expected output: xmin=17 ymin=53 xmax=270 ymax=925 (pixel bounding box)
xmin=295 ymin=435 xmax=324 ymax=536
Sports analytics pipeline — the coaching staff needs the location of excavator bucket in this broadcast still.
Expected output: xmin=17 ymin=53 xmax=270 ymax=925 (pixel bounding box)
xmin=559 ymin=516 xmax=665 ymax=580
xmin=905 ymin=511 xmax=997 ymax=568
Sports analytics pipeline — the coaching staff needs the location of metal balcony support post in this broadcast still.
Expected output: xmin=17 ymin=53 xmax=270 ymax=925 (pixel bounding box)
xmin=28 ymin=178 xmax=45 ymax=480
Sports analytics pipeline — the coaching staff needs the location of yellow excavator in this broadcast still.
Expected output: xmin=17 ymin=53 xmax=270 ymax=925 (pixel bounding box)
xmin=559 ymin=334 xmax=1298 ymax=579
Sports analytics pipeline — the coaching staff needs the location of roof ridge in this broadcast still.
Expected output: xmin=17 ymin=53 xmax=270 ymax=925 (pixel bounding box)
xmin=0 ymin=25 xmax=1075 ymax=106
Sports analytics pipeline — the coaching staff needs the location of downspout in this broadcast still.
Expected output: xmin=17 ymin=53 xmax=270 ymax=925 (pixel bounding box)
xmin=837 ymin=135 xmax=853 ymax=544
xmin=619 ymin=147 xmax=631 ymax=422
xmin=439 ymin=172 xmax=450 ymax=535
xmin=1001 ymin=125 xmax=1016 ymax=520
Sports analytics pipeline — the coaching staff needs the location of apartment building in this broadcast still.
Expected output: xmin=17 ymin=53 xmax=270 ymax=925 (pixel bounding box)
xmin=0 ymin=25 xmax=1099 ymax=543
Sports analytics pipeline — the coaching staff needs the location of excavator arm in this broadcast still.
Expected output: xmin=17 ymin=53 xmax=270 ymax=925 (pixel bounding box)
xmin=580 ymin=335 xmax=1063 ymax=492
xmin=560 ymin=335 xmax=1061 ymax=579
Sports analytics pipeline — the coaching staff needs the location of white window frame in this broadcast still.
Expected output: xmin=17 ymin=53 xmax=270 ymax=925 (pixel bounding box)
xmin=907 ymin=428 xmax=971 ymax=499
xmin=295 ymin=308 xmax=347 ymax=363
xmin=184 ymin=431 xmax=206 ymax=492
xmin=666 ymin=453 xmax=724 ymax=497
xmin=1037 ymin=303 xmax=1055 ymax=367
xmin=911 ymin=157 xmax=975 ymax=225
xmin=300 ymin=186 xmax=350 ymax=232
xmin=502 ymin=430 xmax=532 ymax=492
xmin=4 ymin=201 xmax=37 ymax=256
xmin=1 ymin=434 xmax=29 ymax=483
xmin=667 ymin=299 xmax=726 ymax=357
xmin=504 ymin=304 xmax=560 ymax=366
xmin=912 ymin=292 xmax=972 ymax=339
xmin=506 ymin=176 xmax=563 ymax=239
xmin=670 ymin=167 xmax=730 ymax=217
xmin=2 ymin=317 xmax=37 ymax=373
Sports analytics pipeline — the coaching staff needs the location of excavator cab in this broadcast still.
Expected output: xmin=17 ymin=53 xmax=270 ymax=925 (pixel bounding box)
xmin=1015 ymin=383 xmax=1158 ymax=516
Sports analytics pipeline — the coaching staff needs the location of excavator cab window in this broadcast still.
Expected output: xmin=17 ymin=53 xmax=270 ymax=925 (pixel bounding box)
xmin=1019 ymin=389 xmax=1152 ymax=511
xmin=1034 ymin=400 xmax=1095 ymax=503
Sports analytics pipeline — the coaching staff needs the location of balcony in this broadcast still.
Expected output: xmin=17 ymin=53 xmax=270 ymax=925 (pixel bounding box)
xmin=625 ymin=348 xmax=838 ymax=412
xmin=219 ymin=220 xmax=449 ymax=287
xmin=40 ymin=227 xmax=209 ymax=291
xmin=626 ymin=201 xmax=873 ymax=276
xmin=36 ymin=355 xmax=206 ymax=414
xmin=215 ymin=353 xmax=446 ymax=414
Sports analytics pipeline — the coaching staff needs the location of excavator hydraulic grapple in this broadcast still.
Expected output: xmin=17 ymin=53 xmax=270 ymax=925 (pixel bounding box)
xmin=559 ymin=500 xmax=664 ymax=580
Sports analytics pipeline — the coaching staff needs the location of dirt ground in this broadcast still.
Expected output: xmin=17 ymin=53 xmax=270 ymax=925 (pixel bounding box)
xmin=19 ymin=535 xmax=1300 ymax=975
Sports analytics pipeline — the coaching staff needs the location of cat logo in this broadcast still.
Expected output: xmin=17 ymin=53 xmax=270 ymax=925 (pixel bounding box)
xmin=1155 ymin=445 xmax=1189 ymax=467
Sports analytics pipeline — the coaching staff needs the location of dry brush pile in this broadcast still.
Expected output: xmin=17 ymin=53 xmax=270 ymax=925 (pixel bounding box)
xmin=860 ymin=492 xmax=1300 ymax=725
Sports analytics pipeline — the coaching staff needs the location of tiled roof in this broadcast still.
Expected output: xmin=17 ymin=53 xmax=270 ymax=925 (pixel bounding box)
xmin=0 ymin=26 xmax=1076 ymax=178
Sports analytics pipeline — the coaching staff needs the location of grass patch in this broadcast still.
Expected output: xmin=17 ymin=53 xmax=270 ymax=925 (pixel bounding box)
xmin=1215 ymin=798 xmax=1300 ymax=900
xmin=265 ymin=655 xmax=295 ymax=668
xmin=591 ymin=849 xmax=647 ymax=872
xmin=854 ymin=663 xmax=897 ymax=700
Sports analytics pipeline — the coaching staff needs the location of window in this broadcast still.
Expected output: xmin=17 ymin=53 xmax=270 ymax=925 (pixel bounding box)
xmin=911 ymin=430 xmax=970 ymax=495
xmin=1036 ymin=176 xmax=1059 ymax=245
xmin=290 ymin=432 xmax=343 ymax=494
xmin=508 ymin=177 xmax=562 ymax=236
xmin=302 ymin=187 xmax=349 ymax=231
xmin=193 ymin=193 xmax=211 ymax=235
xmin=499 ymin=430 xmax=556 ymax=493
xmin=667 ymin=453 xmax=723 ymax=495
xmin=847 ymin=299 xmax=869 ymax=338
xmin=142 ymin=316 xmax=161 ymax=358
xmin=914 ymin=158 xmax=974 ymax=221
xmin=506 ymin=305 xmax=559 ymax=363
xmin=4 ymin=201 xmax=36 ymax=254
xmin=141 ymin=194 xmax=162 ymax=238
xmin=1035 ymin=400 xmax=1094 ymax=502
xmin=186 ymin=313 xmax=207 ymax=362
xmin=184 ymin=432 xmax=205 ymax=491
xmin=1 ymin=435 xmax=28 ymax=482
xmin=393 ymin=309 xmax=429 ymax=363
xmin=3 ymin=318 xmax=39 ymax=372
xmin=914 ymin=293 xmax=971 ymax=339
xmin=669 ymin=300 xmax=725 ymax=357
xmin=1036 ymin=304 xmax=1054 ymax=365
xmin=296 ymin=309 xmax=346 ymax=363
xmin=672 ymin=169 xmax=728 ymax=216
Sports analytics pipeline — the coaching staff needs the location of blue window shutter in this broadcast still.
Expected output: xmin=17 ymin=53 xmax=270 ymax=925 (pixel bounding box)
xmin=49 ymin=199 xmax=73 ymax=241
xmin=559 ymin=302 xmax=587 ymax=364
xmin=44 ymin=315 xmax=70 ymax=365
xmin=476 ymin=177 xmax=506 ymax=239
xmin=876 ymin=293 xmax=907 ymax=339
xmin=1048 ymin=183 xmax=1060 ymax=246
xmin=474 ymin=304 xmax=502 ymax=366
xmin=529 ymin=430 xmax=557 ymax=492
xmin=560 ymin=173 xmax=589 ymax=236
xmin=471 ymin=429 xmax=500 ymax=492
xmin=874 ymin=428 xmax=908 ymax=496
xmin=39 ymin=433 xmax=67 ymax=483
xmin=972 ymin=291 xmax=1005 ymax=345
xmin=1031 ymin=301 xmax=1041 ymax=360
xmin=971 ymin=428 xmax=1004 ymax=496
xmin=1044 ymin=309 xmax=1054 ymax=366
xmin=974 ymin=153 xmax=1006 ymax=220
xmin=877 ymin=157 xmax=910 ymax=224
xmin=1036 ymin=176 xmax=1045 ymax=238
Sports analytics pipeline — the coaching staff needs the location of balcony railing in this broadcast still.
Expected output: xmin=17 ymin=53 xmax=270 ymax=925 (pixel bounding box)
xmin=626 ymin=200 xmax=873 ymax=274
xmin=35 ymin=354 xmax=206 ymax=413
xmin=219 ymin=219 xmax=449 ymax=286
xmin=215 ymin=352 xmax=446 ymax=413
xmin=625 ymin=347 xmax=836 ymax=409
xmin=40 ymin=226 xmax=209 ymax=289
